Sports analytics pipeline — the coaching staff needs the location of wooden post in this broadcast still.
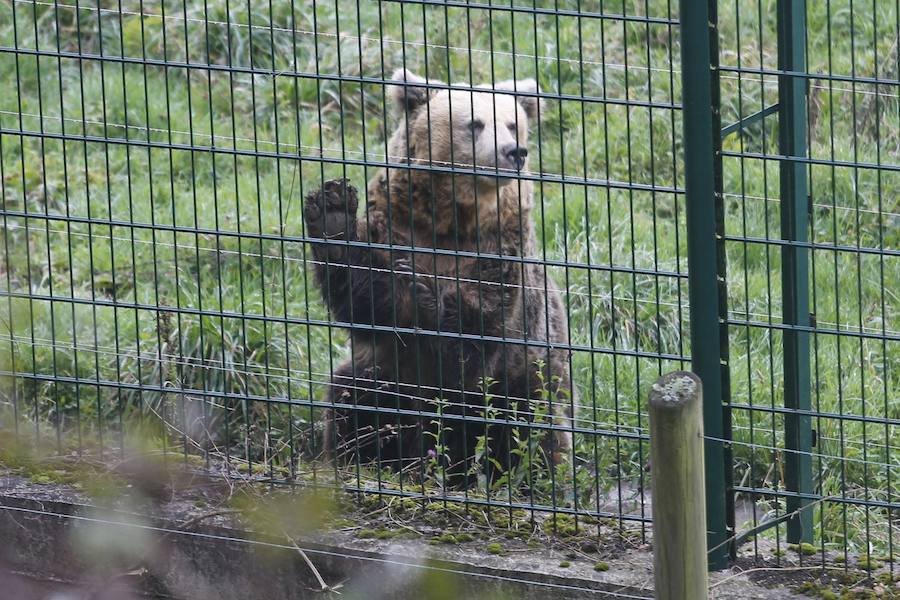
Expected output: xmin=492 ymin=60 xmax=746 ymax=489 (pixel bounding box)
xmin=649 ymin=371 xmax=708 ymax=600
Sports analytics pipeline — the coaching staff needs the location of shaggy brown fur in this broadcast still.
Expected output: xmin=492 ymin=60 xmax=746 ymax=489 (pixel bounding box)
xmin=303 ymin=69 xmax=572 ymax=482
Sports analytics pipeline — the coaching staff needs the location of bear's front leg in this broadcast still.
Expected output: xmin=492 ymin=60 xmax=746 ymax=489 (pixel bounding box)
xmin=305 ymin=179 xmax=435 ymax=329
xmin=393 ymin=256 xmax=442 ymax=330
xmin=305 ymin=179 xmax=376 ymax=324
xmin=442 ymin=245 xmax=524 ymax=339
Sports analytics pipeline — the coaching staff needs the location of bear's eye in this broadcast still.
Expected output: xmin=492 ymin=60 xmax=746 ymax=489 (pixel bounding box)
xmin=468 ymin=119 xmax=485 ymax=135
xmin=506 ymin=122 xmax=518 ymax=135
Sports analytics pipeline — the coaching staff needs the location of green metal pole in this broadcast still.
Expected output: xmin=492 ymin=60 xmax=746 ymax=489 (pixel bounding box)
xmin=678 ymin=0 xmax=732 ymax=570
xmin=777 ymin=0 xmax=814 ymax=545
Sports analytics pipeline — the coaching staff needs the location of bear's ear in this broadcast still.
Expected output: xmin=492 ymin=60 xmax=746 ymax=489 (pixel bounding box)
xmin=494 ymin=78 xmax=540 ymax=120
xmin=390 ymin=68 xmax=435 ymax=114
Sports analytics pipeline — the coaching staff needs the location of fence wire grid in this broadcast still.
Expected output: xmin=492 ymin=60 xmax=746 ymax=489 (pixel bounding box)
xmin=0 ymin=0 xmax=897 ymax=573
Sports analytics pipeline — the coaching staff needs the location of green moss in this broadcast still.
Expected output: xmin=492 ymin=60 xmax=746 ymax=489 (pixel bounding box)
xmin=857 ymin=554 xmax=883 ymax=570
xmin=435 ymin=533 xmax=458 ymax=544
xmin=456 ymin=532 xmax=475 ymax=543
xmin=594 ymin=562 xmax=609 ymax=572
xmin=375 ymin=529 xmax=397 ymax=539
xmin=357 ymin=528 xmax=378 ymax=539
xmin=875 ymin=572 xmax=896 ymax=584
xmin=796 ymin=581 xmax=839 ymax=598
xmin=360 ymin=495 xmax=383 ymax=510
xmin=511 ymin=509 xmax=529 ymax=522
xmin=398 ymin=530 xmax=421 ymax=539
xmin=558 ymin=526 xmax=577 ymax=537
xmin=558 ymin=560 xmax=571 ymax=568
xmin=486 ymin=543 xmax=503 ymax=555
xmin=788 ymin=543 xmax=818 ymax=556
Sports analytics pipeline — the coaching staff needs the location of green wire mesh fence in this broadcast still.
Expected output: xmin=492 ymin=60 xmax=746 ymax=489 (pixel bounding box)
xmin=718 ymin=0 xmax=900 ymax=570
xmin=0 ymin=0 xmax=896 ymax=574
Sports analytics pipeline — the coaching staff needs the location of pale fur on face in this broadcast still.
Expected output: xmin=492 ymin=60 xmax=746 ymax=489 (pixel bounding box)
xmin=388 ymin=68 xmax=539 ymax=188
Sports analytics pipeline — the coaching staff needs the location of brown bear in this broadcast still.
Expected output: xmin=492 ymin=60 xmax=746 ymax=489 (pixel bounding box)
xmin=304 ymin=68 xmax=572 ymax=484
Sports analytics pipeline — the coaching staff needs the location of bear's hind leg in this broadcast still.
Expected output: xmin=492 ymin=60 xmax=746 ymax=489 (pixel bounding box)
xmin=324 ymin=360 xmax=382 ymax=466
xmin=324 ymin=360 xmax=425 ymax=469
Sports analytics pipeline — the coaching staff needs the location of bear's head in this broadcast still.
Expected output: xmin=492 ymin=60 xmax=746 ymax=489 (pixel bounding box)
xmin=388 ymin=68 xmax=539 ymax=190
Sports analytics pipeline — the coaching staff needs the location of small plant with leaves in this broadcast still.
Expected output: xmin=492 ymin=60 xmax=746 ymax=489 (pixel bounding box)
xmin=424 ymin=397 xmax=452 ymax=489
xmin=467 ymin=377 xmax=504 ymax=492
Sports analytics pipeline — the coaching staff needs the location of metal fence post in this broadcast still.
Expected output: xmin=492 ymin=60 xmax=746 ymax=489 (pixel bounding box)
xmin=678 ymin=0 xmax=732 ymax=570
xmin=777 ymin=0 xmax=814 ymax=545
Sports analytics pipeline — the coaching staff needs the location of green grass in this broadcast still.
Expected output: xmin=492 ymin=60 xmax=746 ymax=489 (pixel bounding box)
xmin=1 ymin=0 xmax=898 ymax=555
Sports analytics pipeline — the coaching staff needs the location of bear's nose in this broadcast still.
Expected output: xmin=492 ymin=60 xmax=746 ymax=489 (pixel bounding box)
xmin=504 ymin=145 xmax=528 ymax=170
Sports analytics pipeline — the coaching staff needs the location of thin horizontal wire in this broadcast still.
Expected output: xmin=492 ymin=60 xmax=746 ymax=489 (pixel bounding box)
xmin=16 ymin=0 xmax=900 ymax=104
xmin=719 ymin=64 xmax=900 ymax=88
xmin=10 ymin=1 xmax=897 ymax=101
xmin=0 ymin=288 xmax=689 ymax=361
xmin=5 ymin=222 xmax=687 ymax=305
xmin=376 ymin=0 xmax=677 ymax=24
xmin=725 ymin=317 xmax=900 ymax=343
xmin=13 ymin=329 xmax=900 ymax=454
xmin=722 ymin=192 xmax=900 ymax=221
xmin=706 ymin=435 xmax=900 ymax=472
xmin=3 ymin=111 xmax=894 ymax=221
xmin=11 ymin=224 xmax=897 ymax=340
xmin=10 ymin=343 xmax=900 ymax=465
xmin=0 ymin=504 xmax=652 ymax=597
xmin=0 ymin=46 xmax=681 ymax=111
xmin=720 ymin=73 xmax=900 ymax=100
xmin=807 ymin=81 xmax=900 ymax=99
xmin=11 ymin=224 xmax=899 ymax=339
xmin=1 ymin=109 xmax=670 ymax=188
xmin=7 ymin=344 xmax=896 ymax=470
xmin=10 ymin=327 xmax=897 ymax=455
xmin=0 ymin=126 xmax=683 ymax=197
xmin=723 ymin=233 xmax=900 ymax=259
xmin=721 ymin=149 xmax=900 ymax=173
xmin=4 ymin=334 xmax=645 ymax=432
xmin=727 ymin=315 xmax=900 ymax=338
xmin=728 ymin=401 xmax=900 ymax=429
xmin=323 ymin=483 xmax=647 ymax=522
xmin=11 ymin=0 xmax=672 ymax=74
xmin=2 ymin=369 xmax=646 ymax=441
xmin=730 ymin=485 xmax=899 ymax=511
xmin=0 ymin=210 xmax=687 ymax=279
xmin=1 ymin=109 xmax=385 ymax=159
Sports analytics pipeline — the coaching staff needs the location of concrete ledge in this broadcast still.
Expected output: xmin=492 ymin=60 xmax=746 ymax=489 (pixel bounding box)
xmin=0 ymin=469 xmax=806 ymax=599
xmin=1 ymin=493 xmax=654 ymax=599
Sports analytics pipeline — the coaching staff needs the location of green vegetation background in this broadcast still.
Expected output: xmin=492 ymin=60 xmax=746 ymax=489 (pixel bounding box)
xmin=1 ymin=0 xmax=897 ymax=553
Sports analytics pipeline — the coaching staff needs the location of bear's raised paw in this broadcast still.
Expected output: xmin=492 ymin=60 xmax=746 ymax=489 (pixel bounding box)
xmin=304 ymin=179 xmax=359 ymax=243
